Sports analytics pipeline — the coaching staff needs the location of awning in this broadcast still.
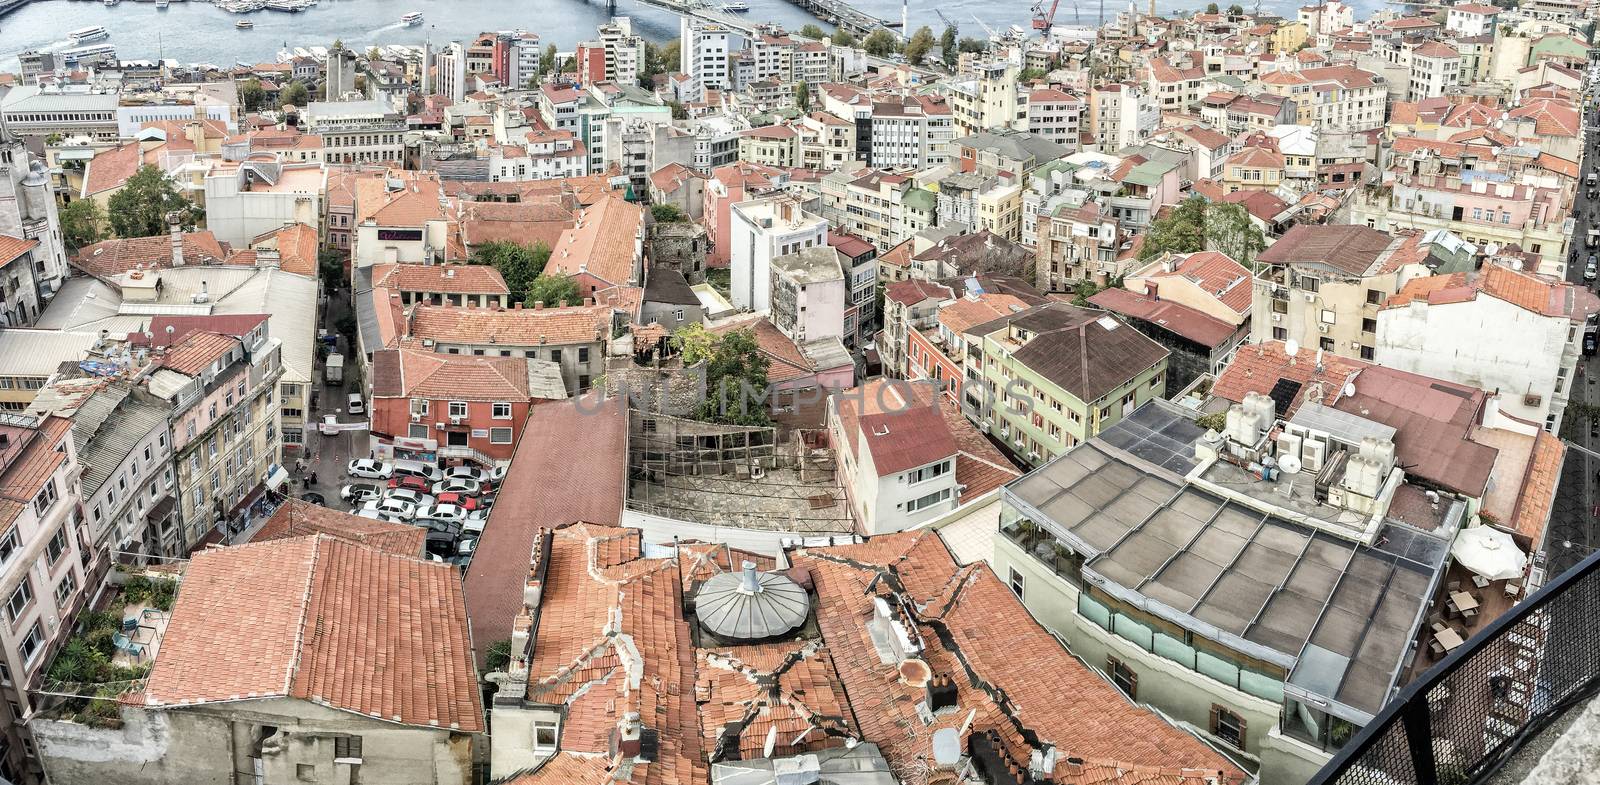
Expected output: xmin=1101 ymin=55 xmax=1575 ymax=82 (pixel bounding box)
xmin=265 ymin=464 xmax=290 ymax=492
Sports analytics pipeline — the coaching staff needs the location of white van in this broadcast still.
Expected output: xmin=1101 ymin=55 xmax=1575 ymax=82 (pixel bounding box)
xmin=391 ymin=459 xmax=443 ymax=484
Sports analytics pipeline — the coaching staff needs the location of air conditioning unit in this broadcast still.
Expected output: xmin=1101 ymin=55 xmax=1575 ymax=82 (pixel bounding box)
xmin=410 ymin=413 xmax=420 ymax=421
xmin=1028 ymin=451 xmax=1041 ymax=461
xmin=1304 ymin=292 xmax=1317 ymax=302
xmin=1318 ymin=324 xmax=1329 ymax=333
xmin=435 ymin=422 xmax=445 ymax=430
xmin=1272 ymin=313 xmax=1282 ymax=323
xmin=450 ymin=415 xmax=463 ymax=425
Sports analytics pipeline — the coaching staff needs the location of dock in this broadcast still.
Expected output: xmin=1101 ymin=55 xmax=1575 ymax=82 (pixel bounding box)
xmin=774 ymin=0 xmax=896 ymax=37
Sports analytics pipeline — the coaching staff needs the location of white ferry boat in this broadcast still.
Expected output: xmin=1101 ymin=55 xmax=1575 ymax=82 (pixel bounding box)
xmin=721 ymin=2 xmax=749 ymax=11
xmin=60 ymin=43 xmax=116 ymax=63
xmin=68 ymin=26 xmax=111 ymax=43
xmin=235 ymin=19 xmax=254 ymax=28
xmin=401 ymin=11 xmax=423 ymax=25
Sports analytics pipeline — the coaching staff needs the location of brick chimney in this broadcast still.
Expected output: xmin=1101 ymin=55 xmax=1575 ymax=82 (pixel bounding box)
xmin=169 ymin=213 xmax=184 ymax=267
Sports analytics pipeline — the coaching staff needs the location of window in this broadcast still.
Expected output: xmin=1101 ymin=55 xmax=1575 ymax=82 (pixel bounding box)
xmin=297 ymin=763 xmax=316 ymax=781
xmin=1319 ymin=337 xmax=1335 ymax=352
xmin=408 ymin=424 xmax=429 ymax=439
xmin=333 ymin=735 xmax=362 ymax=762
xmin=6 ymin=580 xmax=31 ymax=622
xmin=45 ymin=527 xmax=66 ymax=566
xmin=448 ymin=401 xmax=468 ymax=418
xmin=1211 ymin=704 xmax=1246 ymax=749
xmin=410 ymin=399 xmax=429 ymax=416
xmin=53 ymin=571 xmax=75 ymax=609
xmin=1107 ymin=656 xmax=1138 ymax=700
xmin=1007 ymin=567 xmax=1024 ymax=600
xmin=905 ymin=460 xmax=949 ymax=484
xmin=490 ymin=427 xmax=514 ymax=444
xmin=577 ymin=347 xmax=589 ymax=363
xmin=1361 ymin=317 xmax=1377 ymax=334
xmin=905 ymin=487 xmax=950 ymax=513
xmin=492 ymin=402 xmax=512 ymax=419
xmin=533 ymin=718 xmax=559 ymax=750
xmin=1366 ymin=289 xmax=1384 ymax=306
xmin=17 ymin=622 xmax=40 ymax=665
xmin=32 ymin=481 xmax=57 ymax=518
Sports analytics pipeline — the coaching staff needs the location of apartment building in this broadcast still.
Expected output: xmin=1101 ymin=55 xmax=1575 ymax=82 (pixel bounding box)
xmin=1260 ymin=66 xmax=1386 ymax=132
xmin=866 ymin=94 xmax=955 ymax=168
xmin=1407 ymin=40 xmax=1462 ymax=100
xmin=1250 ymin=225 xmax=1443 ymax=362
xmin=1025 ymin=88 xmax=1085 ymax=149
xmin=0 ymin=412 xmax=91 ymax=785
xmin=1377 ymin=263 xmax=1600 ymax=432
xmin=964 ymin=303 xmax=1168 ymax=467
xmin=304 ymin=100 xmax=407 ymax=165
xmin=201 ymin=158 xmax=325 ymax=247
xmin=405 ymin=302 xmax=612 ymax=395
xmin=0 ymin=87 xmax=118 ymax=140
xmin=824 ymin=170 xmax=933 ymax=252
xmin=1089 ymin=83 xmax=1158 ymax=152
xmin=679 ymin=18 xmax=744 ymax=102
xmin=946 ymin=60 xmax=1025 ymax=135
xmin=369 ymin=347 xmax=565 ymax=465
xmin=0 ymin=133 xmax=70 ymax=304
xmin=1034 ymin=201 xmax=1129 ymax=291
xmin=770 ymin=245 xmax=846 ymax=345
xmin=728 ymin=197 xmax=828 ymax=312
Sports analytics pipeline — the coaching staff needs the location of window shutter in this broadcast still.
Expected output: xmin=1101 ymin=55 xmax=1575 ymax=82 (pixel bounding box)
xmin=1209 ymin=704 xmax=1221 ymax=735
xmin=1126 ymin=667 xmax=1138 ymax=700
xmin=1237 ymin=714 xmax=1248 ymax=749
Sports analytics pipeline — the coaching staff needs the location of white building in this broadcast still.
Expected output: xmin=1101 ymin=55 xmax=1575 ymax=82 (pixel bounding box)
xmin=201 ymin=159 xmax=325 ymax=246
xmin=0 ymin=132 xmax=71 ymax=303
xmin=727 ymin=197 xmax=828 ymax=312
xmin=680 ymin=18 xmax=744 ymax=102
xmin=0 ymin=86 xmax=119 ymax=140
xmin=1376 ymin=262 xmax=1600 ymax=433
xmin=437 ymin=42 xmax=468 ymax=104
xmin=770 ymin=245 xmax=846 ymax=344
xmin=829 ymin=380 xmax=961 ymax=535
xmin=869 ymin=95 xmax=955 ymax=169
xmin=303 ymin=100 xmax=407 ymax=165
xmin=1445 ymin=3 xmax=1500 ymax=37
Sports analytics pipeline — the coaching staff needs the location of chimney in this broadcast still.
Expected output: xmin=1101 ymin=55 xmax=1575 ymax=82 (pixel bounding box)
xmin=533 ymin=301 xmax=544 ymax=310
xmin=170 ymin=216 xmax=184 ymax=267
xmin=738 ymin=561 xmax=761 ymax=593
xmin=613 ymin=712 xmax=643 ymax=758
xmin=557 ymin=299 xmax=568 ymax=308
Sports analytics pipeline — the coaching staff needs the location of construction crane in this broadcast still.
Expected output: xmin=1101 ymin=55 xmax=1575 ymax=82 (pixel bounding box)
xmin=1031 ymin=0 xmax=1060 ymax=31
xmin=970 ymin=12 xmax=999 ymax=41
xmin=934 ymin=8 xmax=957 ymax=32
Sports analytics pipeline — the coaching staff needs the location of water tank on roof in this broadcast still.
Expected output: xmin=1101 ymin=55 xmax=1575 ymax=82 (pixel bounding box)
xmin=695 ymin=561 xmax=810 ymax=641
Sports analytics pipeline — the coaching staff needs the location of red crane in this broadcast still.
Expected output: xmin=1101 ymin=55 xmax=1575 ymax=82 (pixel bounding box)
xmin=1031 ymin=0 xmax=1061 ymax=31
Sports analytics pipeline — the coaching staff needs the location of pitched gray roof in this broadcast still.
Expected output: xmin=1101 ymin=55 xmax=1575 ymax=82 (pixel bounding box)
xmin=75 ymin=385 xmax=172 ymax=499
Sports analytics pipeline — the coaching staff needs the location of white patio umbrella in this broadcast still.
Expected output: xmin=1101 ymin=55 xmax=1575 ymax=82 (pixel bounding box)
xmin=1451 ymin=525 xmax=1528 ymax=582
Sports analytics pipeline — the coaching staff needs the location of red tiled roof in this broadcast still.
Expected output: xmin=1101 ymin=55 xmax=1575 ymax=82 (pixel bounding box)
xmin=1211 ymin=340 xmax=1368 ymax=418
xmin=160 ymin=331 xmax=239 ymax=375
xmin=835 ymin=378 xmax=959 ymax=474
xmin=373 ymin=263 xmax=509 ymax=295
xmin=1088 ymin=287 xmax=1240 ymax=348
xmin=1385 ymin=262 xmax=1600 ymax=322
xmin=0 ymin=236 xmax=38 ymax=268
xmin=128 ymin=314 xmax=269 ymax=349
xmin=251 ymin=498 xmax=424 ymax=557
xmin=0 ymin=416 xmax=70 ymax=513
xmin=74 ymin=232 xmax=231 ymax=279
xmin=1146 ymin=250 xmax=1253 ymax=315
xmin=543 ymin=195 xmax=644 ymax=287
xmin=1509 ymin=431 xmax=1563 ymax=542
xmin=407 ymin=301 xmax=611 ymax=346
xmin=462 ymin=394 xmax=626 ymax=664
xmin=884 ymin=278 xmax=952 ymax=306
xmin=370 ymin=347 xmax=533 ymax=400
xmin=144 ymin=535 xmax=483 ymax=731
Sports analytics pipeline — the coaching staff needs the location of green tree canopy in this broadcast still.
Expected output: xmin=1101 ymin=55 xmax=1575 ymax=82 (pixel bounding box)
xmin=279 ymin=80 xmax=309 ymax=110
xmin=674 ymin=324 xmax=772 ymax=426
xmin=1204 ymin=202 xmax=1266 ymax=266
xmin=542 ymin=44 xmax=558 ymax=75
xmin=652 ymin=203 xmax=687 ymax=223
xmin=239 ymin=78 xmax=266 ymax=112
xmin=831 ymin=29 xmax=857 ymax=47
xmin=468 ymin=240 xmax=554 ymax=304
xmin=1226 ymin=3 xmax=1243 ymax=14
xmin=958 ymin=36 xmax=988 ymax=54
xmin=863 ymin=30 xmax=901 ymax=57
xmin=59 ymin=199 xmax=106 ymax=250
xmin=904 ymin=26 xmax=936 ymax=64
xmin=1205 ymin=2 xmax=1219 ymax=12
xmin=1018 ymin=67 xmax=1048 ymax=82
xmin=106 ymin=165 xmax=202 ymax=238
xmin=1135 ymin=196 xmax=1267 ymax=267
xmin=527 ymin=273 xmax=581 ymax=308
xmin=940 ymin=26 xmax=958 ymax=67
xmin=800 ymin=24 xmax=825 ymax=39
xmin=793 ymin=82 xmax=811 ymax=111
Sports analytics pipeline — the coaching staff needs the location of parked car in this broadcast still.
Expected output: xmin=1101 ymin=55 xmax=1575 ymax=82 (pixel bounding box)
xmin=347 ymin=393 xmax=365 ymax=415
xmin=300 ymin=492 xmax=327 ymax=506
xmin=411 ymin=518 xmax=464 ymax=537
xmin=383 ymin=488 xmax=434 ymax=508
xmin=462 ymin=513 xmax=487 ymax=537
xmin=341 ymin=483 xmax=382 ymax=504
xmin=444 ymin=466 xmax=493 ymax=486
xmin=434 ymin=492 xmax=482 ymax=511
xmin=457 ymin=538 xmax=478 ymax=558
xmin=424 ymin=531 xmax=457 ymax=557
xmin=392 ymin=459 xmax=444 ymax=483
xmin=490 ymin=465 xmax=508 ymax=483
xmin=477 ymin=494 xmax=497 ymax=510
xmin=362 ymin=497 xmax=417 ymax=520
xmin=1586 ymin=261 xmax=1597 ymax=281
xmin=388 ymin=474 xmax=431 ymax=493
xmin=356 ymin=508 xmax=408 ymax=524
xmin=431 ymin=478 xmax=484 ymax=497
xmin=346 ymin=458 xmax=392 ymax=479
xmin=414 ymin=503 xmax=469 ymax=524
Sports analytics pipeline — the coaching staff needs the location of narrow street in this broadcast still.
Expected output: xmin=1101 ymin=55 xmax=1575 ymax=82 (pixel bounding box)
xmin=296 ymin=280 xmax=370 ymax=509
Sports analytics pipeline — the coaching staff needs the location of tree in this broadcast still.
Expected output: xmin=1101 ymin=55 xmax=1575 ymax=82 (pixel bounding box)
xmin=279 ymin=80 xmax=309 ymax=110
xmin=542 ymin=44 xmax=558 ymax=75
xmin=651 ymin=203 xmax=687 ymax=223
xmin=1205 ymin=2 xmax=1219 ymax=12
xmin=800 ymin=23 xmax=825 ymax=39
xmin=940 ymin=25 xmax=958 ymax=67
xmin=903 ymin=26 xmax=936 ymax=64
xmin=793 ymin=82 xmax=811 ymax=111
xmin=1204 ymin=202 xmax=1266 ymax=266
xmin=958 ymin=37 xmax=988 ymax=54
xmin=59 ymin=199 xmax=106 ymax=250
xmin=673 ymin=324 xmax=772 ymax=426
xmin=1137 ymin=196 xmax=1209 ymax=261
xmin=526 ymin=273 xmax=581 ymax=307
xmin=661 ymin=39 xmax=681 ymax=74
xmin=1017 ymin=67 xmax=1047 ymax=82
xmin=106 ymin=165 xmax=202 ymax=239
xmin=667 ymin=100 xmax=688 ymax=120
xmin=863 ymin=30 xmax=900 ymax=57
xmin=831 ymin=29 xmax=857 ymax=47
xmin=468 ymin=240 xmax=553 ymax=304
xmin=240 ymin=78 xmax=266 ymax=112
xmin=1226 ymin=3 xmax=1243 ymax=14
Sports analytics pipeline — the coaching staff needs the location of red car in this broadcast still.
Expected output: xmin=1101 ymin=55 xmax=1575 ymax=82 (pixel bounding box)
xmin=434 ymin=492 xmax=482 ymax=511
xmin=388 ymin=475 xmax=430 ymax=492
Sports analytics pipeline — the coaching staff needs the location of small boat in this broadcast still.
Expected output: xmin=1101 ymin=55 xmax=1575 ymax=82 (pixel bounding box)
xmin=236 ymin=19 xmax=254 ymax=28
xmin=721 ymin=1 xmax=749 ymax=10
xmin=157 ymin=0 xmax=169 ymax=8
xmin=401 ymin=10 xmax=423 ymax=24
xmin=68 ymin=26 xmax=110 ymax=43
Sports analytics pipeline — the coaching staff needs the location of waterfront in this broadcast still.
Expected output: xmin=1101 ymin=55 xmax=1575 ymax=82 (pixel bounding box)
xmin=0 ymin=0 xmax=1391 ymax=71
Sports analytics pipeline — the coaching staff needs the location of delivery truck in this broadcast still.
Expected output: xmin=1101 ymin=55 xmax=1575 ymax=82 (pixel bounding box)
xmin=325 ymin=353 xmax=344 ymax=386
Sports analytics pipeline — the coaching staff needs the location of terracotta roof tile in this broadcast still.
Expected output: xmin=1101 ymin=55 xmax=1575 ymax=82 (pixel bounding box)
xmin=251 ymin=498 xmax=425 ymax=557
xmin=407 ymin=301 xmax=611 ymax=346
xmin=0 ymin=236 xmax=39 ymax=267
xmin=1140 ymin=250 xmax=1253 ymax=314
xmin=543 ymin=195 xmax=645 ymax=287
xmin=371 ymin=347 xmax=533 ymax=400
xmin=373 ymin=263 xmax=509 ymax=295
xmin=160 ymin=331 xmax=240 ymax=376
xmin=74 ymin=232 xmax=232 ymax=279
xmin=1509 ymin=431 xmax=1563 ymax=542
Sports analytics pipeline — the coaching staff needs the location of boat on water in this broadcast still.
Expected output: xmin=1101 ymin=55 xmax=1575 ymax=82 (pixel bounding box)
xmin=157 ymin=0 xmax=169 ymax=9
xmin=68 ymin=26 xmax=110 ymax=43
xmin=60 ymin=43 xmax=116 ymax=64
xmin=235 ymin=19 xmax=254 ymax=28
xmin=721 ymin=1 xmax=749 ymax=10
xmin=401 ymin=10 xmax=423 ymax=25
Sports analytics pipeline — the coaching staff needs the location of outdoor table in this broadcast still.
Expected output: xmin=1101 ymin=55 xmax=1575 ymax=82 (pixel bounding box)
xmin=1436 ymin=628 xmax=1465 ymax=651
xmin=1450 ymin=590 xmax=1480 ymax=612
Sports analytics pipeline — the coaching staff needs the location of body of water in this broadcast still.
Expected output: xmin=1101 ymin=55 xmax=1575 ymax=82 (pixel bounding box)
xmin=0 ymin=0 xmax=1389 ymax=73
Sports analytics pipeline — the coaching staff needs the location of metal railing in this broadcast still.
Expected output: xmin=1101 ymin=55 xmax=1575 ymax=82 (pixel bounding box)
xmin=1308 ymin=547 xmax=1600 ymax=785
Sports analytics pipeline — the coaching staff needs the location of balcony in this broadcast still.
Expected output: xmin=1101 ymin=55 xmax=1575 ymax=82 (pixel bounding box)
xmin=1309 ymin=548 xmax=1600 ymax=785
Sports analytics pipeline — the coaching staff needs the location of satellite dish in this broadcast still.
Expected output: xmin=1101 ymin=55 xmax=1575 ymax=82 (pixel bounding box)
xmin=1279 ymin=453 xmax=1303 ymax=474
xmin=932 ymin=728 xmax=961 ymax=766
xmin=1285 ymin=339 xmax=1300 ymax=357
xmin=763 ymin=725 xmax=777 ymax=758
xmin=1343 ymin=382 xmax=1357 ymax=398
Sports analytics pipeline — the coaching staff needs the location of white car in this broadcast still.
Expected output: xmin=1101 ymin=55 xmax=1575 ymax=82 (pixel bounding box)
xmin=383 ymin=488 xmax=435 ymax=508
xmin=414 ymin=503 xmax=469 ymax=524
xmin=347 ymin=393 xmax=365 ymax=415
xmin=356 ymin=508 xmax=408 ymax=524
xmin=361 ymin=497 xmax=417 ymax=519
xmin=340 ymin=483 xmax=382 ymax=504
xmin=346 ymin=459 xmax=392 ymax=479
xmin=490 ymin=465 xmax=508 ymax=483
xmin=444 ymin=466 xmax=492 ymax=486
xmin=462 ymin=512 xmax=488 ymax=536
xmin=431 ymin=478 xmax=484 ymax=497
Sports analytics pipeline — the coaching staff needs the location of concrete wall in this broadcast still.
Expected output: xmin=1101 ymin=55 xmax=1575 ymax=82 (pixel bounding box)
xmin=35 ymin=698 xmax=475 ymax=785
